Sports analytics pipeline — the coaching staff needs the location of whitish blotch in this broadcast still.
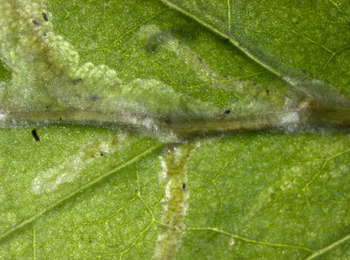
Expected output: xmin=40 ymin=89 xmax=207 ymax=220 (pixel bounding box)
xmin=31 ymin=133 xmax=137 ymax=194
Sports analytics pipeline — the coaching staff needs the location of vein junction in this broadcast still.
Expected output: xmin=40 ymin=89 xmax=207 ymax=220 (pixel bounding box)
xmin=0 ymin=1 xmax=350 ymax=259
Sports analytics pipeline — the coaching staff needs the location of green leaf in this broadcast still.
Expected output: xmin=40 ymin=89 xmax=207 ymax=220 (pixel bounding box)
xmin=0 ymin=0 xmax=349 ymax=259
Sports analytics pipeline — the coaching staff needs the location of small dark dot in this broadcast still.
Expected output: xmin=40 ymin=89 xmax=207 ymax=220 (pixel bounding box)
xmin=59 ymin=117 xmax=62 ymax=121
xmin=163 ymin=118 xmax=172 ymax=125
xmin=197 ymin=57 xmax=203 ymax=62
xmin=182 ymin=183 xmax=186 ymax=190
xmin=100 ymin=153 xmax=104 ymax=157
xmin=91 ymin=95 xmax=99 ymax=102
xmin=42 ymin=12 xmax=48 ymax=22
xmin=223 ymin=110 xmax=231 ymax=114
xmin=266 ymin=90 xmax=270 ymax=94
xmin=32 ymin=20 xmax=40 ymax=26
xmin=31 ymin=129 xmax=40 ymax=142
xmin=71 ymin=78 xmax=83 ymax=85
xmin=89 ymin=240 xmax=92 ymax=243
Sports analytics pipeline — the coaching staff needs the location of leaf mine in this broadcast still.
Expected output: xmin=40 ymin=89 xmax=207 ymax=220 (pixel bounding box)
xmin=31 ymin=132 xmax=137 ymax=194
xmin=1 ymin=0 xmax=350 ymax=143
xmin=0 ymin=1 xmax=349 ymax=259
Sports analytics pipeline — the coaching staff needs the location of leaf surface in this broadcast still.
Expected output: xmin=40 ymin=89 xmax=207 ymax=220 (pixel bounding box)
xmin=0 ymin=0 xmax=349 ymax=259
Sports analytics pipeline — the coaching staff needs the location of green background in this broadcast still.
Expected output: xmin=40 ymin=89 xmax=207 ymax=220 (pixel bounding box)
xmin=0 ymin=0 xmax=349 ymax=259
